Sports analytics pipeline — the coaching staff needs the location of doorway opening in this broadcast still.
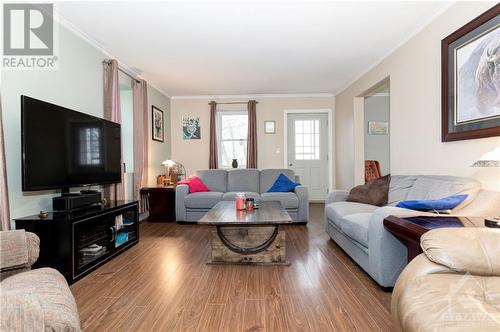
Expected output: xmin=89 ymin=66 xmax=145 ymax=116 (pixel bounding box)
xmin=353 ymin=78 xmax=390 ymax=185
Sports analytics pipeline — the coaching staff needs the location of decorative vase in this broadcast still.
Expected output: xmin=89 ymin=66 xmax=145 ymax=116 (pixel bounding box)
xmin=232 ymin=159 xmax=238 ymax=168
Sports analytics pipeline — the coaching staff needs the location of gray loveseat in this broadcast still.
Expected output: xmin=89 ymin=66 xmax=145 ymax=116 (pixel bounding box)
xmin=325 ymin=175 xmax=500 ymax=288
xmin=176 ymin=169 xmax=308 ymax=223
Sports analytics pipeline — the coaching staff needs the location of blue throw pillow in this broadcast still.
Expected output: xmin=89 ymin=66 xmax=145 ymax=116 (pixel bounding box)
xmin=267 ymin=173 xmax=300 ymax=192
xmin=396 ymin=194 xmax=468 ymax=211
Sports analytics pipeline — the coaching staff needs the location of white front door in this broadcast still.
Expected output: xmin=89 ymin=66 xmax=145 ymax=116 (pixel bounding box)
xmin=287 ymin=113 xmax=329 ymax=201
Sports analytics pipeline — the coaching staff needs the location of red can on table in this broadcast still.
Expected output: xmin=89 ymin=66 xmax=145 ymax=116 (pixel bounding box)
xmin=235 ymin=193 xmax=246 ymax=210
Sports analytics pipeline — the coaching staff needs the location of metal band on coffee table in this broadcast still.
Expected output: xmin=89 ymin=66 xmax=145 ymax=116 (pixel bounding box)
xmin=216 ymin=225 xmax=279 ymax=255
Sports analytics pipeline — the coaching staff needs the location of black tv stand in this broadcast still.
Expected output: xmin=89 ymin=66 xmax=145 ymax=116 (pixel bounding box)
xmin=14 ymin=200 xmax=139 ymax=284
xmin=60 ymin=193 xmax=80 ymax=197
xmin=80 ymin=190 xmax=99 ymax=194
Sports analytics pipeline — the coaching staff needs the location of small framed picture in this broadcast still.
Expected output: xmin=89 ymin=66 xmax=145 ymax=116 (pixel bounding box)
xmin=264 ymin=121 xmax=276 ymax=134
xmin=368 ymin=121 xmax=389 ymax=135
xmin=183 ymin=116 xmax=201 ymax=140
xmin=152 ymin=106 xmax=164 ymax=142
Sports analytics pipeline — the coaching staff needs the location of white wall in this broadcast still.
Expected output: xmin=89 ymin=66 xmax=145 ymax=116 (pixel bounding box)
xmin=170 ymin=96 xmax=334 ymax=180
xmin=364 ymin=95 xmax=390 ymax=176
xmin=147 ymin=87 xmax=171 ymax=185
xmin=2 ymin=25 xmax=107 ymax=220
xmin=1 ymin=23 xmax=170 ymax=221
xmin=335 ymin=2 xmax=500 ymax=191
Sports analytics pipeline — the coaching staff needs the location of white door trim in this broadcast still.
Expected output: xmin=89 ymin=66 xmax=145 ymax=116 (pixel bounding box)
xmin=353 ymin=97 xmax=365 ymax=186
xmin=283 ymin=108 xmax=335 ymax=196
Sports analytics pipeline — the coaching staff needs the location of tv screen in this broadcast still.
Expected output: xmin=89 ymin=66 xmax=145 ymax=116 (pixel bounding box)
xmin=21 ymin=96 xmax=122 ymax=191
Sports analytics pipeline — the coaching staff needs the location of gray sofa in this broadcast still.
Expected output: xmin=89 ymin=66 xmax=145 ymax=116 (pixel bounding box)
xmin=176 ymin=169 xmax=309 ymax=223
xmin=325 ymin=175 xmax=500 ymax=288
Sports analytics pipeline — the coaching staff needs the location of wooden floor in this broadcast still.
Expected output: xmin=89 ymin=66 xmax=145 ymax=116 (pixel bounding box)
xmin=71 ymin=203 xmax=393 ymax=331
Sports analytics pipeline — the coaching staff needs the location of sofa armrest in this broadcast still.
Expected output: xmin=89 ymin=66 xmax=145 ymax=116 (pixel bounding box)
xmin=294 ymin=185 xmax=309 ymax=222
xmin=325 ymin=190 xmax=349 ymax=205
xmin=175 ymin=185 xmax=189 ymax=221
xmin=367 ymin=206 xmax=435 ymax=287
xmin=0 ymin=230 xmax=40 ymax=279
xmin=1 ymin=292 xmax=44 ymax=331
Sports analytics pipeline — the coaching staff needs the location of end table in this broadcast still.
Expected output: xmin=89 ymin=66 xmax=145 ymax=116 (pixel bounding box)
xmin=140 ymin=186 xmax=176 ymax=222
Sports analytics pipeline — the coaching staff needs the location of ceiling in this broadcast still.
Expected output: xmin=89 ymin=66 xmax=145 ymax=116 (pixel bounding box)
xmin=57 ymin=1 xmax=451 ymax=97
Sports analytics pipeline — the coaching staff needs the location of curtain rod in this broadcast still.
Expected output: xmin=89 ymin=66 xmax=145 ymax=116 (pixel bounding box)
xmin=102 ymin=59 xmax=141 ymax=83
xmin=208 ymin=101 xmax=258 ymax=105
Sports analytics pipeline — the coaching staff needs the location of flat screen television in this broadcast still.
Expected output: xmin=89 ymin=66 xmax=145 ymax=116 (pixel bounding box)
xmin=21 ymin=96 xmax=122 ymax=191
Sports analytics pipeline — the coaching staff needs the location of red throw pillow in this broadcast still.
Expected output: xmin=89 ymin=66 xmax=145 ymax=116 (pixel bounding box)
xmin=177 ymin=176 xmax=209 ymax=193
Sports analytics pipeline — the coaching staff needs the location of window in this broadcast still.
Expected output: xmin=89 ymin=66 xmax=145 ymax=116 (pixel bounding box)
xmin=218 ymin=111 xmax=248 ymax=168
xmin=295 ymin=119 xmax=320 ymax=160
xmin=118 ymin=71 xmax=134 ymax=173
xmin=79 ymin=127 xmax=102 ymax=165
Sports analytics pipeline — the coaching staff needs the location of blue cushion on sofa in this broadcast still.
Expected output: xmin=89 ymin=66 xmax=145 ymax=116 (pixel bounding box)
xmin=396 ymin=194 xmax=468 ymax=211
xmin=267 ymin=173 xmax=300 ymax=192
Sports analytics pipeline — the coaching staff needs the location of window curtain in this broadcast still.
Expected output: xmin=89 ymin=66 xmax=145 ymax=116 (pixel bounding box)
xmin=132 ymin=79 xmax=148 ymax=209
xmin=0 ymin=94 xmax=11 ymax=230
xmin=246 ymin=100 xmax=258 ymax=168
xmin=103 ymin=59 xmax=124 ymax=201
xmin=209 ymin=101 xmax=218 ymax=169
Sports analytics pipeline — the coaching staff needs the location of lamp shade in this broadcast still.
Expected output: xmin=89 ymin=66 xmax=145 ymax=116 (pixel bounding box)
xmin=471 ymin=147 xmax=500 ymax=167
xmin=161 ymin=159 xmax=177 ymax=167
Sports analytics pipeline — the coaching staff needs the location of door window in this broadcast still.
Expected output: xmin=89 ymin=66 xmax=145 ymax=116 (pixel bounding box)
xmin=294 ymin=119 xmax=320 ymax=160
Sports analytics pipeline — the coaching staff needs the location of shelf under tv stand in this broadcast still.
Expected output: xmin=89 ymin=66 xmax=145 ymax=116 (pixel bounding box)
xmin=14 ymin=200 xmax=139 ymax=284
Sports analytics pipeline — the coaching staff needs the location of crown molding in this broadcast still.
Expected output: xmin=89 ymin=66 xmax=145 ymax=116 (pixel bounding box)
xmin=171 ymin=93 xmax=335 ymax=100
xmin=366 ymin=92 xmax=390 ymax=97
xmin=334 ymin=1 xmax=455 ymax=95
xmin=53 ymin=11 xmax=171 ymax=98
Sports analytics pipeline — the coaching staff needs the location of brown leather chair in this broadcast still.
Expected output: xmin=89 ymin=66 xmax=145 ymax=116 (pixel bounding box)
xmin=365 ymin=160 xmax=381 ymax=183
xmin=391 ymin=228 xmax=500 ymax=331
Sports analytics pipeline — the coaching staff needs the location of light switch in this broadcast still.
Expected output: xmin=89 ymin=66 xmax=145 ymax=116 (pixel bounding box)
xmin=276 ymin=148 xmax=280 ymax=154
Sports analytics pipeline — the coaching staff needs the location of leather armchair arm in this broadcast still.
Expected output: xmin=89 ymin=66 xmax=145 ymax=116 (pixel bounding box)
xmin=391 ymin=254 xmax=450 ymax=331
xmin=175 ymin=185 xmax=189 ymax=222
xmin=421 ymin=228 xmax=500 ymax=276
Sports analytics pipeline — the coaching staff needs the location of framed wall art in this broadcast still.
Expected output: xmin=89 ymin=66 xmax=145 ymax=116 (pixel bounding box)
xmin=368 ymin=121 xmax=389 ymax=135
xmin=264 ymin=120 xmax=276 ymax=134
xmin=441 ymin=5 xmax=500 ymax=141
xmin=182 ymin=116 xmax=201 ymax=140
xmin=152 ymin=106 xmax=164 ymax=142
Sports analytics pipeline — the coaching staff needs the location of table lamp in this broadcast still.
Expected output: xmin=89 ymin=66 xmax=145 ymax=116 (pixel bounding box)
xmin=471 ymin=147 xmax=500 ymax=227
xmin=471 ymin=147 xmax=500 ymax=168
xmin=161 ymin=159 xmax=177 ymax=186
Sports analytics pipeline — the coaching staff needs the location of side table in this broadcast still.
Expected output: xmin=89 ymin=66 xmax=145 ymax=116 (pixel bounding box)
xmin=383 ymin=215 xmax=486 ymax=263
xmin=140 ymin=186 xmax=176 ymax=222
